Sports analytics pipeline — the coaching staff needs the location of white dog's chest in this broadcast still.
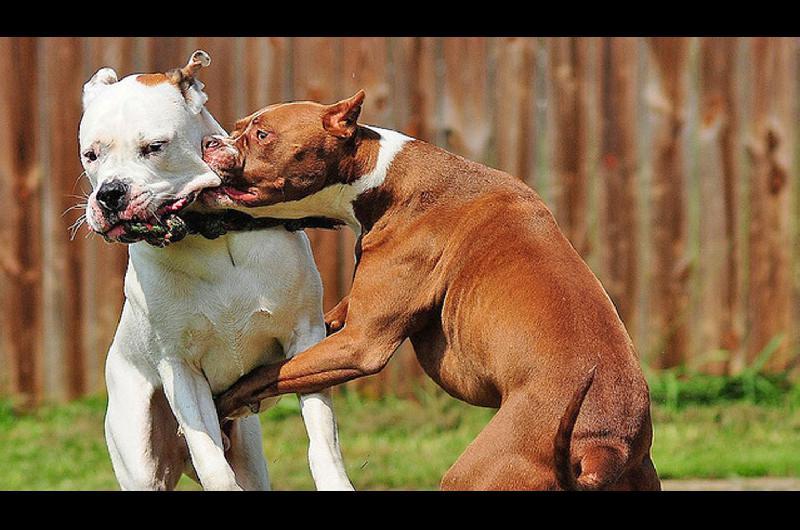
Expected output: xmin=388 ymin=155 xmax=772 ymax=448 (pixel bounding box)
xmin=125 ymin=229 xmax=319 ymax=395
xmin=181 ymin=286 xmax=285 ymax=394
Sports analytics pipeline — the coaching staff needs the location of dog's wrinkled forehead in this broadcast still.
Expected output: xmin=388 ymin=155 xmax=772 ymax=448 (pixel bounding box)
xmin=232 ymin=101 xmax=327 ymax=139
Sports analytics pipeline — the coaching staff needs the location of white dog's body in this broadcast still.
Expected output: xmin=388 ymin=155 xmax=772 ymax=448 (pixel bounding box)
xmin=79 ymin=56 xmax=352 ymax=490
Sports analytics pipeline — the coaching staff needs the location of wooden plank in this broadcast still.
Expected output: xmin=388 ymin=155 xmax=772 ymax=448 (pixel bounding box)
xmin=0 ymin=39 xmax=9 ymax=396
xmin=746 ymin=37 xmax=795 ymax=371
xmin=549 ymin=37 xmax=590 ymax=257
xmin=795 ymin=41 xmax=800 ymax=378
xmin=145 ymin=37 xmax=188 ymax=75
xmin=441 ymin=38 xmax=491 ymax=162
xmin=42 ymin=37 xmax=87 ymax=400
xmin=494 ymin=37 xmax=536 ymax=184
xmin=0 ymin=37 xmax=43 ymax=407
xmin=598 ymin=38 xmax=640 ymax=345
xmin=647 ymin=37 xmax=691 ymax=368
xmin=391 ymin=37 xmax=438 ymax=141
xmin=696 ymin=37 xmax=741 ymax=374
xmin=244 ymin=37 xmax=287 ymax=111
xmin=196 ymin=37 xmax=237 ymax=131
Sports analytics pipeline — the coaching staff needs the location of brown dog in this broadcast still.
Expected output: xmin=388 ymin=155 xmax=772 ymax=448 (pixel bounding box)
xmin=199 ymin=91 xmax=661 ymax=490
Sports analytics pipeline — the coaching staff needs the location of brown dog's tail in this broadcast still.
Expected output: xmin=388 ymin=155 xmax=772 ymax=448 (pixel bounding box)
xmin=553 ymin=366 xmax=627 ymax=491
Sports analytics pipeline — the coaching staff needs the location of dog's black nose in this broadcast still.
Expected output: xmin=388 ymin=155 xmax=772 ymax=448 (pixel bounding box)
xmin=96 ymin=179 xmax=129 ymax=213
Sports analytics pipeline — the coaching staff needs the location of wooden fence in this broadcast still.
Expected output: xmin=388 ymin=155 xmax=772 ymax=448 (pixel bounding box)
xmin=0 ymin=37 xmax=798 ymax=406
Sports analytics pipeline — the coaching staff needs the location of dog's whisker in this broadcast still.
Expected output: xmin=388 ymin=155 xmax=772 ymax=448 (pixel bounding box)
xmin=62 ymin=202 xmax=88 ymax=217
xmin=68 ymin=215 xmax=86 ymax=232
xmin=71 ymin=171 xmax=89 ymax=193
xmin=68 ymin=215 xmax=87 ymax=241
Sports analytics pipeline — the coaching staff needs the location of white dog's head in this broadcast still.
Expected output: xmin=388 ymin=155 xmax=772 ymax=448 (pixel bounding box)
xmin=79 ymin=50 xmax=223 ymax=244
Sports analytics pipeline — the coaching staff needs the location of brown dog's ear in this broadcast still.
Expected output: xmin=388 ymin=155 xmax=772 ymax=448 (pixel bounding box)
xmin=322 ymin=90 xmax=365 ymax=138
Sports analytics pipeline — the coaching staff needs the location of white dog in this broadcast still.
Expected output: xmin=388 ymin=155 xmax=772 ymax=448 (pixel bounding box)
xmin=78 ymin=51 xmax=353 ymax=491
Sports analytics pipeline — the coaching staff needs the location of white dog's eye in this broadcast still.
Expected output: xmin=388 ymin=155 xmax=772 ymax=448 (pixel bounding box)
xmin=142 ymin=141 xmax=168 ymax=156
xmin=83 ymin=149 xmax=98 ymax=162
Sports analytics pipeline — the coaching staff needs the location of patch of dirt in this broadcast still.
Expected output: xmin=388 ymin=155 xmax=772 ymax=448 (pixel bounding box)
xmin=662 ymin=477 xmax=800 ymax=491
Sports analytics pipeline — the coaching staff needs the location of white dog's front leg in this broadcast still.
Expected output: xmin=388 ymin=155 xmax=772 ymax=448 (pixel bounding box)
xmin=298 ymin=390 xmax=354 ymax=490
xmin=285 ymin=320 xmax=354 ymax=491
xmin=156 ymin=358 xmax=241 ymax=491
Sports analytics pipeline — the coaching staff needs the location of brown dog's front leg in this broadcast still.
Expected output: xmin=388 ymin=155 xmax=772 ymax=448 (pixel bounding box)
xmin=215 ymin=325 xmax=398 ymax=421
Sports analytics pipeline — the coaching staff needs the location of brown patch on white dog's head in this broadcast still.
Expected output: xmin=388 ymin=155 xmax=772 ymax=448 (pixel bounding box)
xmin=136 ymin=72 xmax=170 ymax=86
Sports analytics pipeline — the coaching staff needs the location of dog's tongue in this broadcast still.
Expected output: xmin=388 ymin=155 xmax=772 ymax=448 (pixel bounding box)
xmin=107 ymin=225 xmax=127 ymax=239
xmin=157 ymin=196 xmax=192 ymax=215
xmin=222 ymin=186 xmax=260 ymax=202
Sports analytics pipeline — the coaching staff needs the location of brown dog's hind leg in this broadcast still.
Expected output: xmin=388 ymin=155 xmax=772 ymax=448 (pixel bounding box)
xmin=441 ymin=395 xmax=557 ymax=490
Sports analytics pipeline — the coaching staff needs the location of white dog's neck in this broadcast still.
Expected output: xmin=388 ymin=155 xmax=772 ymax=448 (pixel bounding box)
xmin=130 ymin=231 xmax=241 ymax=276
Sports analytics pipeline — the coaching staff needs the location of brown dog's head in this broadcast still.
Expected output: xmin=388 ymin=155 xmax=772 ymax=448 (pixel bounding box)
xmin=201 ymin=90 xmax=366 ymax=208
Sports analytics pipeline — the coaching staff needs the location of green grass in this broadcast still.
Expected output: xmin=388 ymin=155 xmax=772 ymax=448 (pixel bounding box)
xmin=1 ymin=377 xmax=799 ymax=490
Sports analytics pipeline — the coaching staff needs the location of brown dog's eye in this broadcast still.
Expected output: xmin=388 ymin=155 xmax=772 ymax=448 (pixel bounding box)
xmin=256 ymin=130 xmax=271 ymax=141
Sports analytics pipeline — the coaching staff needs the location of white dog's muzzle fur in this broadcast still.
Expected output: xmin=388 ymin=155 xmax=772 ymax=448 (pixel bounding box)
xmin=78 ymin=54 xmax=353 ymax=491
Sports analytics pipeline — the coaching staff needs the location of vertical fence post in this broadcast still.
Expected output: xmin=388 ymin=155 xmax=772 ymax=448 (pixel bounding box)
xmin=441 ymin=38 xmax=491 ymax=162
xmin=145 ymin=37 xmax=189 ymax=75
xmin=647 ymin=37 xmax=691 ymax=368
xmin=0 ymin=37 xmax=43 ymax=407
xmin=244 ymin=37 xmax=287 ymax=111
xmin=598 ymin=37 xmax=640 ymax=342
xmin=697 ymin=37 xmax=742 ymax=374
xmin=196 ymin=37 xmax=237 ymax=131
xmin=43 ymin=37 xmax=87 ymax=400
xmin=495 ymin=38 xmax=537 ymax=184
xmin=746 ymin=37 xmax=795 ymax=372
xmin=393 ymin=37 xmax=438 ymax=143
xmin=549 ymin=37 xmax=590 ymax=258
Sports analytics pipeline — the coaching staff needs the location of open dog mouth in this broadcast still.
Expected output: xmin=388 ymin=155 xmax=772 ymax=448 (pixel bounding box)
xmin=101 ymin=191 xmax=199 ymax=247
xmin=198 ymin=184 xmax=262 ymax=207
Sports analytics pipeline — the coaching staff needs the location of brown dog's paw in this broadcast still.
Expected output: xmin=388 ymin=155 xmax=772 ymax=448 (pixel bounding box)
xmin=324 ymin=298 xmax=349 ymax=335
xmin=325 ymin=319 xmax=344 ymax=335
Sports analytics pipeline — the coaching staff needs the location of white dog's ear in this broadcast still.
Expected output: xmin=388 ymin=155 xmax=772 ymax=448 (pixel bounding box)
xmin=82 ymin=67 xmax=118 ymax=109
xmin=168 ymin=50 xmax=211 ymax=114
